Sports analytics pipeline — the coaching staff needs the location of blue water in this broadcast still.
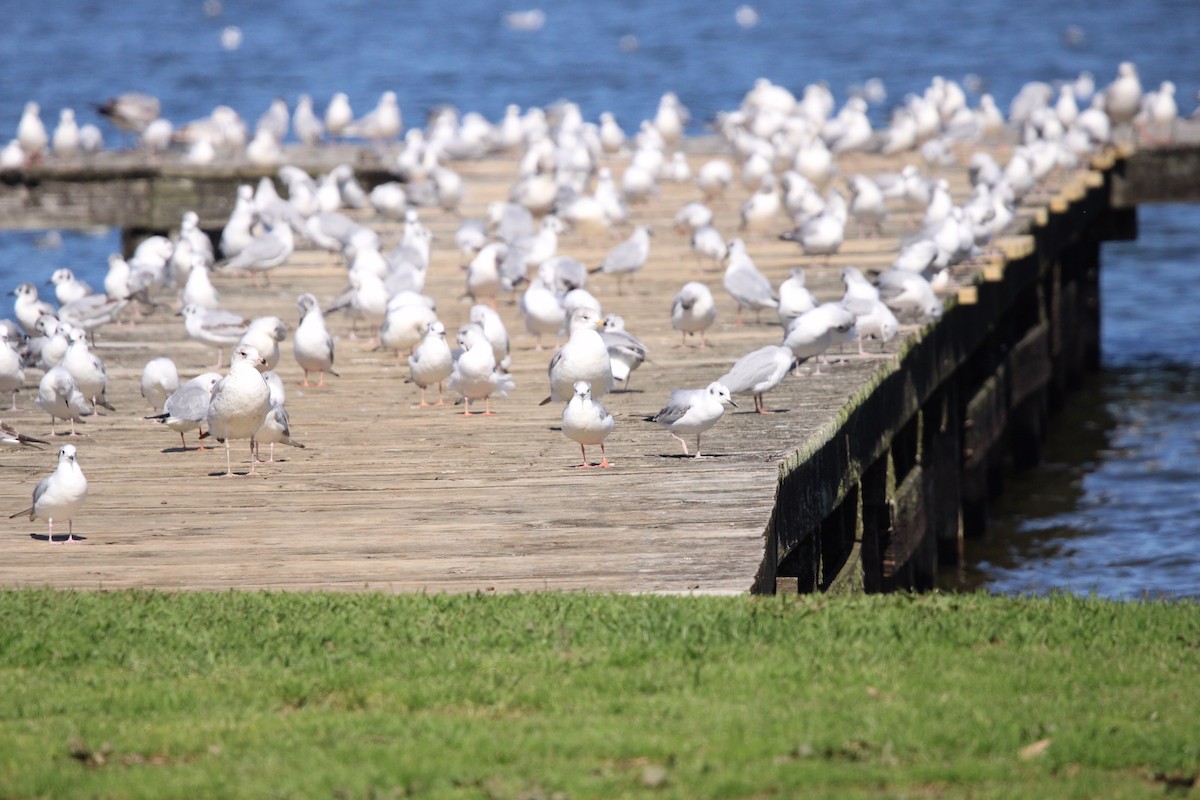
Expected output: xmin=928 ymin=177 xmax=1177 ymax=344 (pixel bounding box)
xmin=2 ymin=0 xmax=1198 ymax=597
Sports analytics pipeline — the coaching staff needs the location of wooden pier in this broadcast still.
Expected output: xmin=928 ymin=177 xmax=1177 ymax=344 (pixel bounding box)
xmin=0 ymin=131 xmax=1194 ymax=595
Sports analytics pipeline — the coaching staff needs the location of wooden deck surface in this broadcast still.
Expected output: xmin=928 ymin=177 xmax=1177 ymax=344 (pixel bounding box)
xmin=0 ymin=142 xmax=1087 ymax=594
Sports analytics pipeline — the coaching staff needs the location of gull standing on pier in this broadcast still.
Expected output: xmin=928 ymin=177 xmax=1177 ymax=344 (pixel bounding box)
xmin=779 ymin=191 xmax=846 ymax=258
xmin=9 ymin=444 xmax=88 ymax=543
xmin=294 ymin=293 xmax=339 ymax=387
xmin=10 ymin=283 xmax=56 ymax=337
xmin=206 ymin=345 xmax=272 ymax=476
xmin=239 ymin=316 xmax=288 ymax=371
xmin=293 ymin=94 xmax=325 ymax=146
xmin=36 ymin=366 xmax=92 ymax=436
xmin=0 ymin=328 xmax=24 ymax=410
xmin=592 ymin=224 xmax=652 ymax=295
xmin=670 ymin=281 xmax=717 ymax=347
xmin=95 ymin=92 xmax=160 ymax=134
xmin=17 ymin=102 xmax=48 ymax=163
xmin=408 ymin=321 xmax=453 ymax=407
xmin=49 ymin=268 xmax=93 ymax=306
xmin=601 ymin=314 xmax=648 ymax=391
xmin=562 ymin=381 xmax=615 ymax=468
xmin=62 ymin=330 xmax=114 ymax=413
xmin=783 ymin=303 xmax=857 ymax=375
xmin=181 ymin=304 xmax=250 ymax=368
xmin=718 ymin=345 xmax=796 ymax=413
xmin=217 ymin=221 xmax=294 ymax=286
xmin=648 ymin=382 xmax=737 ymax=459
xmin=140 ymin=357 xmax=180 ymax=413
xmin=146 ymin=372 xmax=221 ymax=450
xmin=1104 ymin=61 xmax=1143 ymax=135
xmin=253 ymin=398 xmax=305 ymax=463
xmin=345 ymin=91 xmax=402 ymax=144
xmin=776 ymin=267 xmax=817 ymax=327
xmin=449 ymin=325 xmax=515 ymax=416
xmin=723 ymin=239 xmax=778 ymax=324
xmin=541 ymin=307 xmax=613 ymax=405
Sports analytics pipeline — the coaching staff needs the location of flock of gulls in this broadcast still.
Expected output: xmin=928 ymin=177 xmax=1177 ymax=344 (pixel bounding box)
xmin=1 ymin=61 xmax=1179 ymax=543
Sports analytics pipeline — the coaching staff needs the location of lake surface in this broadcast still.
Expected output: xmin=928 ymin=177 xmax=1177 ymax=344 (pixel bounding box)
xmin=2 ymin=0 xmax=1198 ymax=597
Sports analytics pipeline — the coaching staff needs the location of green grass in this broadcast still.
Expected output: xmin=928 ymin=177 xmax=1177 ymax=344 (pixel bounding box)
xmin=0 ymin=591 xmax=1197 ymax=799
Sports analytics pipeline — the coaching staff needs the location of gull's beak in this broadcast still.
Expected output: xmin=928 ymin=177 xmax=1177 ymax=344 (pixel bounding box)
xmin=728 ymin=399 xmax=739 ymax=408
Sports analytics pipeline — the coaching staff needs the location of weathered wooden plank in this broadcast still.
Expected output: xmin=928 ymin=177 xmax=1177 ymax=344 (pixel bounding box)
xmin=884 ymin=465 xmax=926 ymax=580
xmin=1007 ymin=321 xmax=1051 ymax=408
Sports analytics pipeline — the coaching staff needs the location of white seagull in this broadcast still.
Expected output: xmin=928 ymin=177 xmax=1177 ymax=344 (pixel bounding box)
xmin=206 ymin=345 xmax=272 ymax=476
xmin=562 ymin=381 xmax=615 ymax=468
xmin=718 ymin=345 xmax=796 ymax=413
xmin=648 ymin=382 xmax=737 ymax=458
xmin=541 ymin=307 xmax=613 ymax=405
xmin=9 ymin=444 xmax=88 ymax=543
xmin=294 ymin=293 xmax=339 ymax=387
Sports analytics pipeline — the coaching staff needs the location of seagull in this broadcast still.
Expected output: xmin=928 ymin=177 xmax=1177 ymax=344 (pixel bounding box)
xmin=690 ymin=224 xmax=728 ymax=268
xmin=238 ymin=316 xmax=288 ymax=371
xmin=1 ymin=418 xmax=48 ymax=449
xmin=647 ymin=382 xmax=737 ymax=458
xmin=182 ymin=260 xmax=221 ymax=310
xmin=541 ymin=307 xmax=612 ymax=405
xmin=379 ymin=296 xmax=437 ymax=363
xmin=10 ymin=283 xmax=57 ymax=337
xmin=220 ymin=185 xmax=256 ymax=260
xmin=293 ymin=94 xmax=324 ymax=146
xmin=17 ymin=102 xmax=48 ymax=163
xmin=344 ymin=91 xmax=402 ymax=143
xmin=180 ymin=304 xmax=250 ymax=368
xmin=718 ymin=345 xmax=796 ymax=413
xmin=723 ymin=239 xmax=778 ymax=324
xmin=449 ymin=324 xmax=515 ymax=416
xmin=779 ymin=191 xmax=846 ymax=258
xmin=783 ymin=303 xmax=856 ymax=375
xmin=592 ymin=225 xmax=652 ymax=295
xmin=875 ymin=269 xmax=944 ymax=321
xmin=466 ymin=242 xmax=507 ymax=306
xmin=776 ymin=267 xmax=817 ymax=327
xmin=654 ymin=91 xmax=689 ymax=143
xmin=671 ymin=281 xmax=717 ymax=348
xmin=9 ymin=444 xmax=88 ymax=543
xmin=294 ymin=293 xmax=339 ymax=387
xmin=206 ymin=345 xmax=272 ymax=476
xmin=255 ymin=98 xmax=289 ymax=141
xmin=739 ymin=174 xmax=782 ymax=233
xmin=146 ymin=372 xmax=221 ymax=450
xmin=36 ymin=366 xmax=92 ymax=436
xmin=216 ymin=221 xmax=294 ymax=287
xmin=0 ymin=328 xmax=24 ymax=410
xmin=408 ymin=321 xmax=453 ymax=407
xmin=139 ymin=357 xmax=180 ymax=413
xmin=696 ymin=159 xmax=733 ymax=202
xmin=95 ymin=92 xmax=160 ymax=133
xmin=48 ymin=267 xmax=93 ymax=306
xmin=1104 ymin=61 xmax=1143 ymax=134
xmin=62 ymin=330 xmax=113 ymax=413
xmin=673 ymin=201 xmax=714 ymax=232
xmin=601 ymin=314 xmax=648 ymax=391
xmin=324 ymin=93 xmax=353 ymax=139
xmin=848 ymin=174 xmax=886 ymax=236
xmin=520 ymin=276 xmax=566 ymax=350
xmin=562 ymin=381 xmax=615 ymax=468
xmin=253 ymin=399 xmax=305 ymax=463
xmin=469 ymin=305 xmax=512 ymax=372
xmin=324 ymin=267 xmax=388 ymax=343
